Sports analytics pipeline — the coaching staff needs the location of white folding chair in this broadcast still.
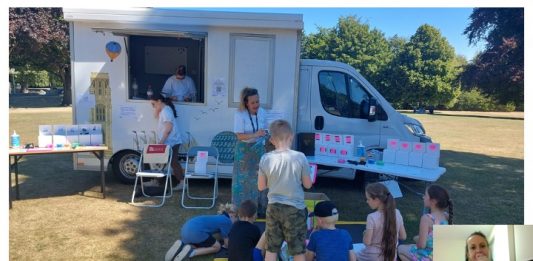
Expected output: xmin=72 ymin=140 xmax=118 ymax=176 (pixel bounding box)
xmin=181 ymin=146 xmax=219 ymax=209
xmin=130 ymin=144 xmax=173 ymax=207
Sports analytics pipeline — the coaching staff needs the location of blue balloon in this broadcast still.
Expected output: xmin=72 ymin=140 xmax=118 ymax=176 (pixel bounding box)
xmin=105 ymin=41 xmax=121 ymax=61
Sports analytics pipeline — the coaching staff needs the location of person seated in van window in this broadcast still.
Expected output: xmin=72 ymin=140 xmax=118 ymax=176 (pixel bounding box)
xmin=162 ymin=65 xmax=197 ymax=102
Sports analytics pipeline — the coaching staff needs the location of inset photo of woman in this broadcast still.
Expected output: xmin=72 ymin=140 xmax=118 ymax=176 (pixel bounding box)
xmin=433 ymin=225 xmax=533 ymax=261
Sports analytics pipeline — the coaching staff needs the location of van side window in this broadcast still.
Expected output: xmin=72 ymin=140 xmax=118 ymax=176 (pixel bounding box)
xmin=318 ymin=71 xmax=370 ymax=119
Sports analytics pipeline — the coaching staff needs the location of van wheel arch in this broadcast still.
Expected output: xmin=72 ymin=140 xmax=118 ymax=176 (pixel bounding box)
xmin=111 ymin=149 xmax=140 ymax=184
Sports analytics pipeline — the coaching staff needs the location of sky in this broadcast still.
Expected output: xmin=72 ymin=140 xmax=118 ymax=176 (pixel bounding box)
xmin=193 ymin=8 xmax=484 ymax=61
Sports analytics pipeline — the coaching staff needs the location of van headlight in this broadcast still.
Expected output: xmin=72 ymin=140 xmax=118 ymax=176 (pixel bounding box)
xmin=405 ymin=123 xmax=425 ymax=136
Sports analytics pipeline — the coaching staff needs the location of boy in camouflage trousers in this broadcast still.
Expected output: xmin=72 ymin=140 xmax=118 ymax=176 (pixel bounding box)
xmin=258 ymin=120 xmax=313 ymax=261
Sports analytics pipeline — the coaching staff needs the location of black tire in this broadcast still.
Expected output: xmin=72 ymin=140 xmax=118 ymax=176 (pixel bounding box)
xmin=112 ymin=150 xmax=141 ymax=184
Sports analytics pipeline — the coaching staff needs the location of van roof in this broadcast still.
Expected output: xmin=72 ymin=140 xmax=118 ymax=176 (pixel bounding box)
xmin=63 ymin=8 xmax=303 ymax=30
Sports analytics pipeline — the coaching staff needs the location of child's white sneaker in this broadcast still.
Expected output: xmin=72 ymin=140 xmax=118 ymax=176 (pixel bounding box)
xmin=174 ymin=244 xmax=193 ymax=261
xmin=173 ymin=182 xmax=184 ymax=191
xmin=164 ymin=240 xmax=183 ymax=261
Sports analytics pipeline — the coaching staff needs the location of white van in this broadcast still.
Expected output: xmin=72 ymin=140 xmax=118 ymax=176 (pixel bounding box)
xmin=63 ymin=8 xmax=430 ymax=183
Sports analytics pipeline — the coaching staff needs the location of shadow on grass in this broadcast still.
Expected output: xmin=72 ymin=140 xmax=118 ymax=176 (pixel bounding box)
xmin=9 ymin=149 xmax=523 ymax=259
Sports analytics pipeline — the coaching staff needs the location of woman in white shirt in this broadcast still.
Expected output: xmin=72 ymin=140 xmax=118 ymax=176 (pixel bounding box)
xmin=149 ymin=93 xmax=185 ymax=190
xmin=232 ymin=87 xmax=268 ymax=213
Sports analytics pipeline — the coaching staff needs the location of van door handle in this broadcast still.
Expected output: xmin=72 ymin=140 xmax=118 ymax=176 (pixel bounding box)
xmin=314 ymin=116 xmax=324 ymax=130
xmin=383 ymin=125 xmax=389 ymax=129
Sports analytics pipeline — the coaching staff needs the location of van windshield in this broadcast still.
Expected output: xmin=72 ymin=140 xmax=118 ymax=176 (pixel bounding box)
xmin=318 ymin=71 xmax=371 ymax=119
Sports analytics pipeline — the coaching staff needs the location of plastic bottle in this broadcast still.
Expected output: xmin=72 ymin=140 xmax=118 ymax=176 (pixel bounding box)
xmin=146 ymin=84 xmax=153 ymax=99
xmin=356 ymin=140 xmax=365 ymax=158
xmin=11 ymin=130 xmax=20 ymax=148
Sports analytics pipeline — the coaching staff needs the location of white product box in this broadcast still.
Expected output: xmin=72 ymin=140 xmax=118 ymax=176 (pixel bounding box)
xmin=422 ymin=153 xmax=440 ymax=169
xmin=408 ymin=152 xmax=423 ymax=167
xmin=53 ymin=125 xmax=68 ymax=146
xmin=328 ymin=146 xmax=339 ymax=157
xmin=333 ymin=134 xmax=343 ymax=145
xmin=66 ymin=125 xmax=79 ymax=144
xmin=38 ymin=125 xmax=54 ymax=148
xmin=88 ymin=124 xmax=103 ymax=146
xmin=323 ymin=133 xmax=333 ymax=145
xmin=426 ymin=143 xmax=440 ymax=156
xmin=412 ymin=142 xmax=426 ymax=153
xmin=78 ymin=124 xmax=92 ymax=146
xmin=395 ymin=150 xmax=410 ymax=165
xmin=343 ymin=135 xmax=354 ymax=146
xmin=314 ymin=133 xmax=323 ymax=145
xmin=399 ymin=141 xmax=412 ymax=152
xmin=387 ymin=139 xmax=400 ymax=150
xmin=317 ymin=145 xmax=328 ymax=156
xmin=383 ymin=149 xmax=396 ymax=163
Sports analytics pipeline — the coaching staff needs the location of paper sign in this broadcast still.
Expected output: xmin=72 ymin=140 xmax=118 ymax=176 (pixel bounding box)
xmin=412 ymin=142 xmax=425 ymax=153
xmin=146 ymin=144 xmax=167 ymax=154
xmin=343 ymin=135 xmax=354 ymax=145
xmin=324 ymin=134 xmax=332 ymax=143
xmin=334 ymin=135 xmax=342 ymax=144
xmin=309 ymin=163 xmax=318 ymax=184
xmin=194 ymin=151 xmax=208 ymax=174
xmin=399 ymin=141 xmax=412 ymax=151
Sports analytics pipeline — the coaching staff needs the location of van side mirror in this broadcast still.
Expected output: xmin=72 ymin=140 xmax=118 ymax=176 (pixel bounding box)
xmin=368 ymin=98 xmax=377 ymax=122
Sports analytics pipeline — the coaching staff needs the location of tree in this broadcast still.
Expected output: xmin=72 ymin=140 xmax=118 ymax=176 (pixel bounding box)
xmin=302 ymin=16 xmax=393 ymax=89
xmin=462 ymin=8 xmax=524 ymax=109
xmin=9 ymin=8 xmax=71 ymax=105
xmin=393 ymin=24 xmax=461 ymax=108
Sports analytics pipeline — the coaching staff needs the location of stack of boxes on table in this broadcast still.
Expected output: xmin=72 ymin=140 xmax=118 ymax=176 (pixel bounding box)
xmin=38 ymin=124 xmax=103 ymax=148
xmin=382 ymin=139 xmax=440 ymax=169
xmin=313 ymin=132 xmax=355 ymax=160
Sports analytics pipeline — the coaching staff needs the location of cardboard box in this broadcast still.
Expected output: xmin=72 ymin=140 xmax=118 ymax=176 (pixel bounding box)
xmin=408 ymin=152 xmax=423 ymax=167
xmin=395 ymin=150 xmax=409 ymax=165
xmin=387 ymin=139 xmax=399 ymax=150
xmin=422 ymin=153 xmax=440 ymax=169
xmin=383 ymin=149 xmax=396 ymax=163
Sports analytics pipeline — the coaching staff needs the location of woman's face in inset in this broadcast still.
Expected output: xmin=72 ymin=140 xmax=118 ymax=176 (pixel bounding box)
xmin=466 ymin=235 xmax=490 ymax=261
xmin=246 ymin=94 xmax=260 ymax=113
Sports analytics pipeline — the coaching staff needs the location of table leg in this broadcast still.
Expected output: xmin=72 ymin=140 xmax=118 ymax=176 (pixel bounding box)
xmin=15 ymin=156 xmax=20 ymax=199
xmin=9 ymin=156 xmax=12 ymax=209
xmin=100 ymin=151 xmax=105 ymax=198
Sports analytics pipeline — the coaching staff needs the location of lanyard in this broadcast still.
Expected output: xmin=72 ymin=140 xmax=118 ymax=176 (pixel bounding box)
xmin=247 ymin=110 xmax=259 ymax=133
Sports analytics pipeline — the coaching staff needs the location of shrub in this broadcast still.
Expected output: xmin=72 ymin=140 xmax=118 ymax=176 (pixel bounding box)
xmin=452 ymin=89 xmax=497 ymax=111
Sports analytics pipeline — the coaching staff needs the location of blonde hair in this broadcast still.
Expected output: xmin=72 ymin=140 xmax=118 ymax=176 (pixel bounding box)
xmin=319 ymin=214 xmax=339 ymax=226
xmin=269 ymin=119 xmax=293 ymax=145
xmin=238 ymin=87 xmax=259 ymax=111
xmin=217 ymin=203 xmax=237 ymax=215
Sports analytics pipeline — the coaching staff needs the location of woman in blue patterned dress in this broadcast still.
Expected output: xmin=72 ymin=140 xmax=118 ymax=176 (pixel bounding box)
xmin=232 ymin=87 xmax=268 ymax=215
xmin=398 ymin=184 xmax=453 ymax=261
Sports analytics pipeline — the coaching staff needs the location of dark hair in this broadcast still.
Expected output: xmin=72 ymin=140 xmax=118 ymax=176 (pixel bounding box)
xmin=238 ymin=200 xmax=257 ymax=218
xmin=366 ymin=182 xmax=397 ymax=261
xmin=239 ymin=87 xmax=259 ymax=111
xmin=150 ymin=92 xmax=177 ymax=118
xmin=427 ymin=184 xmax=453 ymax=224
xmin=465 ymin=231 xmax=489 ymax=261
xmin=177 ymin=65 xmax=186 ymax=75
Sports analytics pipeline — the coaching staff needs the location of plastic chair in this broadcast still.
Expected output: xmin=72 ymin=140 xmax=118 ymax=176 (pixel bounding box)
xmin=130 ymin=144 xmax=173 ymax=207
xmin=181 ymin=146 xmax=219 ymax=209
xmin=210 ymin=131 xmax=237 ymax=164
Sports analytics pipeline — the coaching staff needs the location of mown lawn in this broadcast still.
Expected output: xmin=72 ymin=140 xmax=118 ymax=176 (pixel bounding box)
xmin=9 ymin=108 xmax=523 ymax=260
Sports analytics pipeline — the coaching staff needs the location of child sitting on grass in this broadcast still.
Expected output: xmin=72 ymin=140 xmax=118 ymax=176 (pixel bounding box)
xmin=228 ymin=200 xmax=262 ymax=261
xmin=305 ymin=200 xmax=356 ymax=261
xmin=165 ymin=203 xmax=237 ymax=261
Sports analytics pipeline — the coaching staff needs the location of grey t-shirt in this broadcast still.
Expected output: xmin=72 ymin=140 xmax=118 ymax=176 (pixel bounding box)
xmin=258 ymin=149 xmax=310 ymax=209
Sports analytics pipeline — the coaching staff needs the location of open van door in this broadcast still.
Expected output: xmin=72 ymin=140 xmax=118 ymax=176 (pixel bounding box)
xmin=308 ymin=66 xmax=381 ymax=148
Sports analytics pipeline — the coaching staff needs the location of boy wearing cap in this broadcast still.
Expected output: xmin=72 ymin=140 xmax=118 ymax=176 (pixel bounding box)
xmin=258 ymin=120 xmax=313 ymax=261
xmin=305 ymin=201 xmax=356 ymax=261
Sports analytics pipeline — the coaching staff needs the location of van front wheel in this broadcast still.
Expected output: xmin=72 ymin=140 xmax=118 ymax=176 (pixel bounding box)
xmin=112 ymin=150 xmax=140 ymax=184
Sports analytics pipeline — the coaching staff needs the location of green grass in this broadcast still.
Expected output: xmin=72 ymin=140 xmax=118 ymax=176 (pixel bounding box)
xmin=9 ymin=108 xmax=523 ymax=260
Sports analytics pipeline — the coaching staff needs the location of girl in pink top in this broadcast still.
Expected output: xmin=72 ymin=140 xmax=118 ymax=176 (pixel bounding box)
xmin=356 ymin=182 xmax=407 ymax=261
